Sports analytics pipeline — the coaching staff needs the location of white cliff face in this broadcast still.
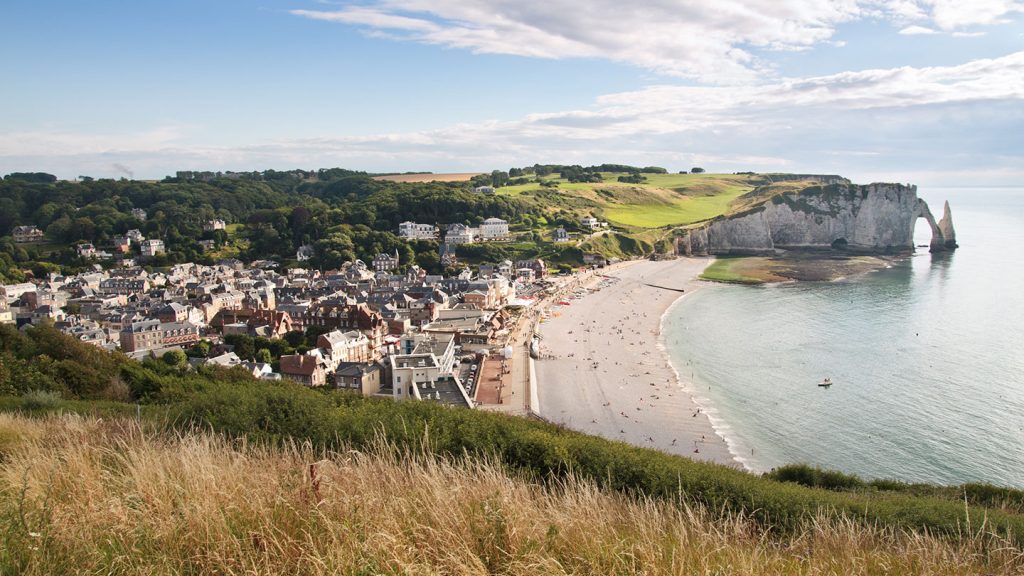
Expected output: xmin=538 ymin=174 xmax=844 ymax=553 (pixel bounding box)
xmin=678 ymin=183 xmax=955 ymax=255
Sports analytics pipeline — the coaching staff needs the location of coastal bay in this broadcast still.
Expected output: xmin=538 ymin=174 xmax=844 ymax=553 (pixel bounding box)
xmin=535 ymin=258 xmax=735 ymax=466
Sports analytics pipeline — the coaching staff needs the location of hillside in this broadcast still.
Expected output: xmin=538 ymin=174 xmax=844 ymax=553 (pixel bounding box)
xmin=2 ymin=413 xmax=1022 ymax=575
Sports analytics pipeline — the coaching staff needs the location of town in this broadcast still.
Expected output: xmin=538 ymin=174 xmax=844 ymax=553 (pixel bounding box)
xmin=3 ymin=214 xmax=611 ymax=411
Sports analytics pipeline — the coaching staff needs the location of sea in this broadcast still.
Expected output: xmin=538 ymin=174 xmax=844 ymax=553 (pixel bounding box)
xmin=663 ymin=187 xmax=1024 ymax=488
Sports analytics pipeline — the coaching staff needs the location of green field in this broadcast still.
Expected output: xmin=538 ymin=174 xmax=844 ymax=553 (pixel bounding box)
xmin=498 ymin=172 xmax=759 ymax=229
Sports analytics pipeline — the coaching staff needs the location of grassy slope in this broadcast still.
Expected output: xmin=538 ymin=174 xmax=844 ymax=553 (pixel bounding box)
xmin=503 ymin=173 xmax=761 ymax=230
xmin=2 ymin=413 xmax=1020 ymax=575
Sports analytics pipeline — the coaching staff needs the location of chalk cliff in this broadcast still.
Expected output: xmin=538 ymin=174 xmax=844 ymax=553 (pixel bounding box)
xmin=677 ymin=183 xmax=958 ymax=256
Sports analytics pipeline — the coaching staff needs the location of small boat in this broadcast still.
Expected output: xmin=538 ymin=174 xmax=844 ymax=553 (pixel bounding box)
xmin=819 ymin=378 xmax=833 ymax=387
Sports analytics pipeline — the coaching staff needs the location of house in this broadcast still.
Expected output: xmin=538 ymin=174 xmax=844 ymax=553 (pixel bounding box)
xmin=157 ymin=303 xmax=189 ymax=323
xmin=473 ymin=185 xmax=495 ymax=195
xmin=553 ymin=228 xmax=570 ymax=242
xmin=372 ymin=250 xmax=400 ymax=272
xmin=515 ymin=258 xmax=547 ymax=278
xmin=317 ymin=329 xmax=371 ymax=368
xmin=131 ymin=208 xmax=147 ymax=221
xmin=581 ymin=216 xmax=607 ymax=230
xmin=198 ymin=239 xmax=216 ymax=252
xmin=445 ymin=223 xmax=475 ymax=244
xmin=119 ymin=320 xmax=199 ymax=352
xmin=113 ymin=236 xmax=132 ymax=253
xmin=335 ymin=361 xmax=382 ymax=395
xmin=279 ymin=354 xmax=328 ymax=387
xmin=140 ymin=239 xmax=165 ymax=257
xmin=397 ymin=221 xmax=438 ymax=240
xmin=126 ymin=229 xmax=146 ymax=243
xmin=478 ymin=217 xmax=509 ymax=241
xmin=12 ymin=226 xmax=44 ymax=243
xmin=76 ymin=243 xmax=97 ymax=258
xmin=296 ymin=244 xmax=315 ymax=261
xmin=203 ymin=219 xmax=226 ymax=232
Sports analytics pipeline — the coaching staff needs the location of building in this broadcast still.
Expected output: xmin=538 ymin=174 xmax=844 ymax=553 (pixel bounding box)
xmin=398 ymin=221 xmax=438 ymax=240
xmin=553 ymin=228 xmax=570 ymax=242
xmin=581 ymin=216 xmax=607 ymax=230
xmin=445 ymin=223 xmax=475 ymax=245
xmin=113 ymin=236 xmax=132 ymax=253
xmin=98 ymin=278 xmax=150 ymax=296
xmin=296 ymin=244 xmax=315 ymax=261
xmin=119 ymin=320 xmax=200 ymax=353
xmin=12 ymin=226 xmax=44 ymax=243
xmin=372 ymin=250 xmax=400 ymax=272
xmin=131 ymin=208 xmax=147 ymax=221
xmin=473 ymin=185 xmax=495 ymax=195
xmin=203 ymin=219 xmax=226 ymax=232
xmin=140 ymin=239 xmax=165 ymax=257
xmin=76 ymin=243 xmax=97 ymax=258
xmin=126 ymin=229 xmax=146 ymax=243
xmin=335 ymin=361 xmax=382 ymax=395
xmin=317 ymin=329 xmax=371 ymax=368
xmin=279 ymin=354 xmax=328 ymax=387
xmin=478 ymin=217 xmax=509 ymax=241
xmin=388 ymin=332 xmax=469 ymax=406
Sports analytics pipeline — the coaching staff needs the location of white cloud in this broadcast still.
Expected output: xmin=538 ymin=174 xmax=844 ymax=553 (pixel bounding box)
xmin=292 ymin=1 xmax=1024 ymax=80
xmin=899 ymin=25 xmax=939 ymax=34
xmin=2 ymin=53 xmax=1022 ymax=184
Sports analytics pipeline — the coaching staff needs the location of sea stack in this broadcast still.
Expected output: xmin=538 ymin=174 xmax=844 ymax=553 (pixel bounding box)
xmin=937 ymin=200 xmax=958 ymax=250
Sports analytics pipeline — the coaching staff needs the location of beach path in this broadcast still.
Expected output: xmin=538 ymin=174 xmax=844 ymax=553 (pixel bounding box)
xmin=535 ymin=258 xmax=736 ymax=466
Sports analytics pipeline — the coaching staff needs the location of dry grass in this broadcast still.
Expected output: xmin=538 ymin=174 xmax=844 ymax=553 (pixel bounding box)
xmin=372 ymin=173 xmax=483 ymax=183
xmin=1 ymin=413 xmax=1021 ymax=575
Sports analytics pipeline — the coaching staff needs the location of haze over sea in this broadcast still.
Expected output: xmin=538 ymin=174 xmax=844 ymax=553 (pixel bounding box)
xmin=665 ymin=188 xmax=1024 ymax=488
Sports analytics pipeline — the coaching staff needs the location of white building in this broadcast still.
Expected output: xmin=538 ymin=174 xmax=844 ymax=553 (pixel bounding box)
xmin=296 ymin=244 xmax=315 ymax=261
xmin=140 ymin=239 xmax=165 ymax=257
xmin=474 ymin=185 xmax=495 ymax=195
xmin=131 ymin=208 xmax=147 ymax=221
xmin=553 ymin=228 xmax=570 ymax=242
xmin=389 ymin=332 xmax=460 ymax=401
xmin=317 ymin=329 xmax=371 ymax=370
xmin=204 ymin=219 xmax=226 ymax=232
xmin=445 ymin=224 xmax=475 ymax=244
xmin=581 ymin=216 xmax=607 ymax=230
xmin=478 ymin=217 xmax=509 ymax=241
xmin=398 ymin=221 xmax=439 ymax=240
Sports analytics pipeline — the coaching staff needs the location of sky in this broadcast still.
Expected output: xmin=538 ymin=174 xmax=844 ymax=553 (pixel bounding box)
xmin=1 ymin=0 xmax=1022 ymax=185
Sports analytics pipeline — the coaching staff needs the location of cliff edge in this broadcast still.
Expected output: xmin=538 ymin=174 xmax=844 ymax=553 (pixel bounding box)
xmin=677 ymin=182 xmax=958 ymax=256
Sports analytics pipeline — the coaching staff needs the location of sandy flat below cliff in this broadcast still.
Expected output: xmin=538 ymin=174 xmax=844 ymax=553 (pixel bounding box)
xmin=535 ymin=258 xmax=737 ymax=466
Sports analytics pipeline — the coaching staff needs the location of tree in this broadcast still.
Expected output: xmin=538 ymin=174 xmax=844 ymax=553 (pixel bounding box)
xmin=690 ymin=167 xmax=705 ymax=173
xmin=162 ymin=349 xmax=187 ymax=367
xmin=255 ymin=348 xmax=272 ymax=364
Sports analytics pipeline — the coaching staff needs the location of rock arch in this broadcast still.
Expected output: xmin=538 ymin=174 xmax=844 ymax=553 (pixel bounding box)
xmin=913 ymin=199 xmax=949 ymax=252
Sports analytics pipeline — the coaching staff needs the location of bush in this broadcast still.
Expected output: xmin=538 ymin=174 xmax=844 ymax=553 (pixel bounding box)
xmin=20 ymin=390 xmax=63 ymax=411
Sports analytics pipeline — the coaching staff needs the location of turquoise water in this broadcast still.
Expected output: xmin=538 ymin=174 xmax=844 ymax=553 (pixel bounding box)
xmin=664 ymin=188 xmax=1024 ymax=488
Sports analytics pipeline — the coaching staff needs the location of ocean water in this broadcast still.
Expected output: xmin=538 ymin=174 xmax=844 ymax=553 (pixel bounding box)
xmin=664 ymin=188 xmax=1024 ymax=488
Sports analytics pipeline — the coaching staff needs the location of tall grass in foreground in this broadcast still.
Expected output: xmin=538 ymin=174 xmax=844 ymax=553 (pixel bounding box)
xmin=1 ymin=414 xmax=1022 ymax=575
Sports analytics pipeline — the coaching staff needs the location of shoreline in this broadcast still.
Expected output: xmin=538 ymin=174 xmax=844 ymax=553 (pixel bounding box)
xmin=534 ymin=258 xmax=737 ymax=467
xmin=657 ymin=286 xmax=752 ymax=471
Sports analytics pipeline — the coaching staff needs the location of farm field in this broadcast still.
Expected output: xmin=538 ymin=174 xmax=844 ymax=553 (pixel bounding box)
xmin=372 ymin=172 xmax=482 ymax=183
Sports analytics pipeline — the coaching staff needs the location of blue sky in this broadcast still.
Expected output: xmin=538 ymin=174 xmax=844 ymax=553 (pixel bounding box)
xmin=1 ymin=0 xmax=1022 ymax=184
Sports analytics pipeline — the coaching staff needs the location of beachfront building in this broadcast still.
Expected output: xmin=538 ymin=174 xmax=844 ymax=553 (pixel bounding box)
xmin=445 ymin=224 xmax=475 ymax=244
xmin=388 ymin=332 xmax=470 ymax=406
xmin=478 ymin=218 xmax=510 ymax=241
xmin=12 ymin=226 xmax=44 ymax=243
xmin=398 ymin=221 xmax=439 ymax=240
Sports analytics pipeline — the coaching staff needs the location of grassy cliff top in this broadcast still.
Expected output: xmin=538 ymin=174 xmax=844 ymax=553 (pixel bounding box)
xmin=2 ymin=412 xmax=1021 ymax=575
